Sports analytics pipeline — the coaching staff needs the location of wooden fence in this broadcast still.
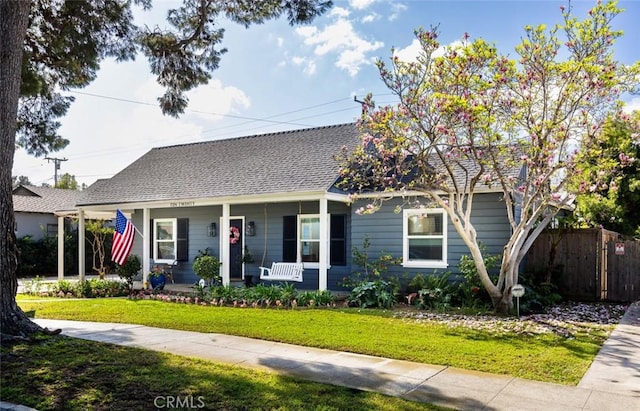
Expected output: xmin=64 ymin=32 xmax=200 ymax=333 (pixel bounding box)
xmin=526 ymin=228 xmax=640 ymax=302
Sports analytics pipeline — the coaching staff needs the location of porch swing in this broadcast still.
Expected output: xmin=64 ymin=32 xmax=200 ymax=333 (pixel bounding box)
xmin=258 ymin=203 xmax=304 ymax=282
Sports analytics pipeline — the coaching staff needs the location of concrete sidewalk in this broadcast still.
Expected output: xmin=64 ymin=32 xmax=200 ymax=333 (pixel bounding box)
xmin=24 ymin=303 xmax=639 ymax=411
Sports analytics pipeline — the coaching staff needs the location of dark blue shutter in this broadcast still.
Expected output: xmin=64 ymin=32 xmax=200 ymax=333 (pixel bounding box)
xmin=176 ymin=218 xmax=189 ymax=261
xmin=330 ymin=214 xmax=347 ymax=265
xmin=282 ymin=216 xmax=296 ymax=262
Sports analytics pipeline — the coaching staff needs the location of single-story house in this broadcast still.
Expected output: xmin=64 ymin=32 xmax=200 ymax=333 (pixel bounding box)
xmin=65 ymin=123 xmax=520 ymax=290
xmin=13 ymin=185 xmax=85 ymax=240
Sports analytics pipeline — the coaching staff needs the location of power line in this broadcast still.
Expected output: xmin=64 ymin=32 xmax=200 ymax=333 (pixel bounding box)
xmin=15 ymin=91 xmax=395 ymax=184
xmin=70 ymin=90 xmax=313 ymax=127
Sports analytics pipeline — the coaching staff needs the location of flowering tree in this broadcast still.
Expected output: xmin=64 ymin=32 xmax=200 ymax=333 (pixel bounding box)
xmin=337 ymin=0 xmax=639 ymax=313
xmin=573 ymin=111 xmax=640 ymax=237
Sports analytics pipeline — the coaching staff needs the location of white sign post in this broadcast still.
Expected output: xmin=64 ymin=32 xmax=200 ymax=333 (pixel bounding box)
xmin=512 ymin=284 xmax=525 ymax=317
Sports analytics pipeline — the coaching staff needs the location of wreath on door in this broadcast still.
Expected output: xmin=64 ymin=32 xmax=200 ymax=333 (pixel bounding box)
xmin=229 ymin=226 xmax=240 ymax=244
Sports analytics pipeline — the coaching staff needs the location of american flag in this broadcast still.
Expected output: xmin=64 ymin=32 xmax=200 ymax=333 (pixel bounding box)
xmin=111 ymin=209 xmax=135 ymax=265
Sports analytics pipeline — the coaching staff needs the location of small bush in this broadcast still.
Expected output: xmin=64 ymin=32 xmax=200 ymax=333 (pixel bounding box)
xmin=347 ymin=280 xmax=395 ymax=309
xmin=455 ymin=246 xmax=500 ymax=309
xmin=517 ymin=274 xmax=563 ymax=314
xmin=416 ymin=272 xmax=455 ymax=310
xmin=297 ymin=290 xmax=335 ymax=307
xmin=342 ymin=237 xmax=400 ymax=288
xmin=193 ymin=254 xmax=221 ymax=286
xmin=117 ymin=255 xmax=142 ymax=290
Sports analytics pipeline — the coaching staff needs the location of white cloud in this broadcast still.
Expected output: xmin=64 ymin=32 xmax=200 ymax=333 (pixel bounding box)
xmin=394 ymin=39 xmax=463 ymax=62
xmin=329 ymin=6 xmax=351 ymax=18
xmin=277 ymin=37 xmax=284 ymax=47
xmin=349 ymin=0 xmax=377 ymax=10
xmin=186 ymin=79 xmax=251 ymax=118
xmin=291 ymin=56 xmax=317 ymax=75
xmin=136 ymin=77 xmax=251 ymax=121
xmin=623 ymin=97 xmax=640 ymax=113
xmin=361 ymin=13 xmax=379 ymax=24
xmin=388 ymin=3 xmax=408 ymax=21
xmin=295 ymin=18 xmax=384 ymax=76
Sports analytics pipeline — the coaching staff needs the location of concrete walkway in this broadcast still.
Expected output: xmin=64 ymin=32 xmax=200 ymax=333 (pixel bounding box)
xmin=6 ymin=302 xmax=633 ymax=410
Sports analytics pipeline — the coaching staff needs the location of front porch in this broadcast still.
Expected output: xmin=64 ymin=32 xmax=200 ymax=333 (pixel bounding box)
xmin=57 ymin=194 xmax=353 ymax=292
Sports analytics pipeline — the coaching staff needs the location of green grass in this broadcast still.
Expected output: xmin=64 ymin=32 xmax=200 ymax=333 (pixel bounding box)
xmin=17 ymin=296 xmax=611 ymax=385
xmin=1 ymin=335 xmax=447 ymax=411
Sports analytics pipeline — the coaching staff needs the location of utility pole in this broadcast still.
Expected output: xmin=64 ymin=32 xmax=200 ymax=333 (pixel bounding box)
xmin=45 ymin=157 xmax=68 ymax=186
xmin=354 ymin=95 xmax=366 ymax=118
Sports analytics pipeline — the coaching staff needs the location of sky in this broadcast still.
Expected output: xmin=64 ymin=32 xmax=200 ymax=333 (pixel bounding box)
xmin=12 ymin=0 xmax=640 ymax=188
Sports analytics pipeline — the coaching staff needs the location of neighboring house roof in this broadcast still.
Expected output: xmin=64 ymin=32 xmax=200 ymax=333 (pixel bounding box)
xmin=13 ymin=185 xmax=85 ymax=214
xmin=78 ymin=123 xmax=360 ymax=206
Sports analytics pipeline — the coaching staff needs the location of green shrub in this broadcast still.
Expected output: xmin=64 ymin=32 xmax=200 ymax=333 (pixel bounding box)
xmin=116 ymin=254 xmax=142 ymax=291
xmin=297 ymin=290 xmax=335 ymax=307
xmin=208 ymin=284 xmax=242 ymax=303
xmin=416 ymin=272 xmax=455 ymax=310
xmin=517 ymin=274 xmax=563 ymax=314
xmin=277 ymin=282 xmax=298 ymax=307
xmin=52 ymin=280 xmax=74 ymax=295
xmin=347 ymin=280 xmax=395 ymax=309
xmin=16 ymin=235 xmax=57 ymax=277
xmin=407 ymin=273 xmax=427 ymax=294
xmin=342 ymin=237 xmax=400 ymax=287
xmin=193 ymin=253 xmax=221 ymax=286
xmin=455 ymin=246 xmax=500 ymax=309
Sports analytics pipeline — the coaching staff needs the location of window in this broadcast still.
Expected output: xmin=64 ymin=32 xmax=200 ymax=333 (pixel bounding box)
xmin=403 ymin=209 xmax=447 ymax=268
xmin=154 ymin=219 xmax=176 ymax=262
xmin=46 ymin=224 xmax=58 ymax=237
xmin=282 ymin=214 xmax=347 ymax=266
xmin=152 ymin=218 xmax=189 ymax=263
xmin=300 ymin=215 xmax=320 ymax=263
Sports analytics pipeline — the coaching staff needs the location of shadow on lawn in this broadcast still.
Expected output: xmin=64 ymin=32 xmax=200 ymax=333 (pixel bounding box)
xmin=1 ymin=333 xmax=454 ymax=411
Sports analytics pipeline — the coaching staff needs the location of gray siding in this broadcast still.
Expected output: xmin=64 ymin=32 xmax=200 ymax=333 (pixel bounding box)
xmin=15 ymin=212 xmax=58 ymax=240
xmin=351 ymin=193 xmax=510 ymax=279
xmin=130 ymin=201 xmax=352 ymax=289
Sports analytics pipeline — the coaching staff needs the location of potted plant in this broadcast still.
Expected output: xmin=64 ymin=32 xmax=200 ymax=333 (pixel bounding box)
xmin=193 ymin=254 xmax=221 ymax=286
xmin=116 ymin=254 xmax=141 ymax=292
xmin=149 ymin=265 xmax=168 ymax=290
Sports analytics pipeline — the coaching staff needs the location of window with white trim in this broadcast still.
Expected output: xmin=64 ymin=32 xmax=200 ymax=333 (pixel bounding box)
xmin=282 ymin=214 xmax=347 ymax=267
xmin=154 ymin=218 xmax=176 ymax=263
xmin=300 ymin=215 xmax=320 ymax=263
xmin=403 ymin=209 xmax=448 ymax=268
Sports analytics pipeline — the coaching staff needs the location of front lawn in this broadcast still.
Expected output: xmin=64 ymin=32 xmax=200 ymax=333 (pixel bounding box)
xmin=1 ymin=335 xmax=447 ymax=411
xmin=16 ymin=296 xmax=626 ymax=385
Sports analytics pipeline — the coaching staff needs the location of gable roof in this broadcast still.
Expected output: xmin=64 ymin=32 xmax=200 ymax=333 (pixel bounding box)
xmin=78 ymin=123 xmax=360 ymax=206
xmin=13 ymin=185 xmax=85 ymax=214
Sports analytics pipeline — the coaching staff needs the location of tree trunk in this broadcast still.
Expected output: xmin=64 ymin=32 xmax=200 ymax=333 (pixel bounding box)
xmin=0 ymin=0 xmax=44 ymax=338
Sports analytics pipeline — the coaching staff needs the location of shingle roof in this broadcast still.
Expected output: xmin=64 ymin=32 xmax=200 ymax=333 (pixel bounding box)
xmin=78 ymin=123 xmax=360 ymax=206
xmin=13 ymin=185 xmax=85 ymax=213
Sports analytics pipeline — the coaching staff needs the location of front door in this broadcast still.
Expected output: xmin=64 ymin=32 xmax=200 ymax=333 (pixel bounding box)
xmin=229 ymin=219 xmax=243 ymax=280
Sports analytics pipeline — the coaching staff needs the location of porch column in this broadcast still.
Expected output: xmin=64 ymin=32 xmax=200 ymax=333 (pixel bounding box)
xmin=318 ymin=198 xmax=328 ymax=291
xmin=78 ymin=209 xmax=85 ymax=281
xmin=143 ymin=208 xmax=150 ymax=288
xmin=221 ymin=203 xmax=230 ymax=286
xmin=57 ymin=216 xmax=64 ymax=280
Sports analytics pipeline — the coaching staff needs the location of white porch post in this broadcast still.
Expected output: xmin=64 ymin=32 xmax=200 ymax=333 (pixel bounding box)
xmin=319 ymin=198 xmax=328 ymax=291
xmin=57 ymin=216 xmax=64 ymax=280
xmin=78 ymin=209 xmax=85 ymax=281
xmin=221 ymin=203 xmax=230 ymax=286
xmin=143 ymin=208 xmax=150 ymax=288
